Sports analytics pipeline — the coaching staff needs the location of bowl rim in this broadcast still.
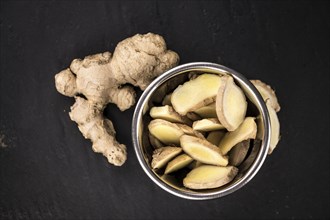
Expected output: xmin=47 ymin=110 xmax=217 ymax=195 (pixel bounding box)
xmin=132 ymin=62 xmax=271 ymax=200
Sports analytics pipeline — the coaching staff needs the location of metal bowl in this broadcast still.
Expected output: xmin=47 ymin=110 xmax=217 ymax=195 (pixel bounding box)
xmin=132 ymin=62 xmax=271 ymax=200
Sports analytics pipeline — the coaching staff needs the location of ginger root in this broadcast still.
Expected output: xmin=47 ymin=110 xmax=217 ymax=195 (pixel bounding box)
xmin=55 ymin=33 xmax=179 ymax=166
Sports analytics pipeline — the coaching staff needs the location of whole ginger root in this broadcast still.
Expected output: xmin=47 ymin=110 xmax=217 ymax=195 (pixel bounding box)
xmin=55 ymin=33 xmax=179 ymax=166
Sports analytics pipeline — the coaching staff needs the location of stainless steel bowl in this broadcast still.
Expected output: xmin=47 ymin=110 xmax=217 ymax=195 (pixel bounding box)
xmin=132 ymin=62 xmax=271 ymax=200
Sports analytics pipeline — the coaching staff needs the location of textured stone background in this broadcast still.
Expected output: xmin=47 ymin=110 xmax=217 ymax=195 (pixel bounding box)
xmin=0 ymin=1 xmax=329 ymax=219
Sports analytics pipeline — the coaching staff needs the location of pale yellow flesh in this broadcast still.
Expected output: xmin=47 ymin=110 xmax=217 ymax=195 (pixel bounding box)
xmin=148 ymin=119 xmax=184 ymax=145
xmin=219 ymin=117 xmax=257 ymax=155
xmin=162 ymin=93 xmax=173 ymax=106
xmin=183 ymin=165 xmax=238 ymax=189
xmin=216 ymin=76 xmax=247 ymax=131
xmin=180 ymin=135 xmax=228 ymax=166
xmin=150 ymin=105 xmax=192 ymax=125
xmin=193 ymin=118 xmax=225 ymax=132
xmin=266 ymin=101 xmax=280 ymax=154
xmin=148 ymin=133 xmax=164 ymax=149
xmin=228 ymin=140 xmax=250 ymax=166
xmin=171 ymin=74 xmax=223 ymax=115
xmin=164 ymin=154 xmax=194 ymax=174
xmin=251 ymin=80 xmax=281 ymax=112
xmin=193 ymin=103 xmax=217 ymax=118
xmin=207 ymin=130 xmax=226 ymax=146
xmin=151 ymin=147 xmax=182 ymax=169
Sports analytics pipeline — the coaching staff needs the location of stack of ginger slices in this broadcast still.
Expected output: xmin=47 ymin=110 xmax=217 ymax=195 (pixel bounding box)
xmin=147 ymin=73 xmax=281 ymax=190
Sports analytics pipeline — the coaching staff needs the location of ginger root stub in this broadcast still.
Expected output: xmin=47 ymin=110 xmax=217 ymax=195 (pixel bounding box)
xmin=55 ymin=33 xmax=179 ymax=166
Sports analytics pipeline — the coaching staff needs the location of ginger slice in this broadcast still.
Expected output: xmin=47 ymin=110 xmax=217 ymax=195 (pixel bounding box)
xmin=183 ymin=165 xmax=238 ymax=189
xmin=216 ymin=75 xmax=247 ymax=131
xmin=186 ymin=112 xmax=202 ymax=121
xmin=228 ymin=139 xmax=250 ymax=166
xmin=193 ymin=103 xmax=217 ymax=118
xmin=162 ymin=93 xmax=172 ymax=106
xmin=164 ymin=154 xmax=194 ymax=174
xmin=188 ymin=160 xmax=203 ymax=169
xmin=251 ymin=79 xmax=281 ymax=112
xmin=219 ymin=117 xmax=257 ymax=155
xmin=150 ymin=105 xmax=192 ymax=125
xmin=151 ymin=147 xmax=182 ymax=169
xmin=266 ymin=101 xmax=280 ymax=154
xmin=188 ymin=72 xmax=200 ymax=80
xmin=176 ymin=124 xmax=205 ymax=139
xmin=171 ymin=74 xmax=223 ymax=115
xmin=148 ymin=119 xmax=184 ymax=145
xmin=148 ymin=133 xmax=164 ymax=149
xmin=192 ymin=118 xmax=225 ymax=132
xmin=206 ymin=130 xmax=226 ymax=146
xmin=180 ymin=135 xmax=228 ymax=166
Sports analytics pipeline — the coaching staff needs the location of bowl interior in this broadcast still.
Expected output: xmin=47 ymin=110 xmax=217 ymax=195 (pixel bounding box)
xmin=132 ymin=63 xmax=270 ymax=200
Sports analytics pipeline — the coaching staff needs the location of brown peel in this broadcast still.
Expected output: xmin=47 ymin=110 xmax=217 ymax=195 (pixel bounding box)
xmin=251 ymin=79 xmax=281 ymax=112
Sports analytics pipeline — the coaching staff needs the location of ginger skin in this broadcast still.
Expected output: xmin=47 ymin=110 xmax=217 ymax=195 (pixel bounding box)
xmin=55 ymin=33 xmax=179 ymax=166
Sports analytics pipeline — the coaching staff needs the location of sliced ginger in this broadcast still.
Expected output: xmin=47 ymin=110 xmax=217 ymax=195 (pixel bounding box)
xmin=180 ymin=135 xmax=228 ymax=166
xmin=162 ymin=93 xmax=173 ymax=106
xmin=171 ymin=74 xmax=223 ymax=115
xmin=164 ymin=154 xmax=194 ymax=174
xmin=216 ymin=75 xmax=247 ymax=131
xmin=186 ymin=112 xmax=202 ymax=121
xmin=206 ymin=130 xmax=226 ymax=146
xmin=219 ymin=117 xmax=257 ymax=155
xmin=148 ymin=119 xmax=204 ymax=145
xmin=150 ymin=105 xmax=192 ymax=125
xmin=228 ymin=140 xmax=250 ymax=166
xmin=147 ymin=71 xmax=281 ymax=190
xmin=176 ymin=124 xmax=205 ymax=139
xmin=183 ymin=165 xmax=238 ymax=189
xmin=266 ymin=101 xmax=280 ymax=154
xmin=251 ymin=80 xmax=281 ymax=112
xmin=148 ymin=133 xmax=164 ymax=149
xmin=151 ymin=147 xmax=182 ymax=169
xmin=188 ymin=160 xmax=203 ymax=169
xmin=193 ymin=103 xmax=217 ymax=118
xmin=192 ymin=118 xmax=225 ymax=132
xmin=148 ymin=119 xmax=184 ymax=145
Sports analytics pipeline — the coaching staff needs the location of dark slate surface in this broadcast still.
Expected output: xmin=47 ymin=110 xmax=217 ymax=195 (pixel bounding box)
xmin=0 ymin=1 xmax=329 ymax=219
